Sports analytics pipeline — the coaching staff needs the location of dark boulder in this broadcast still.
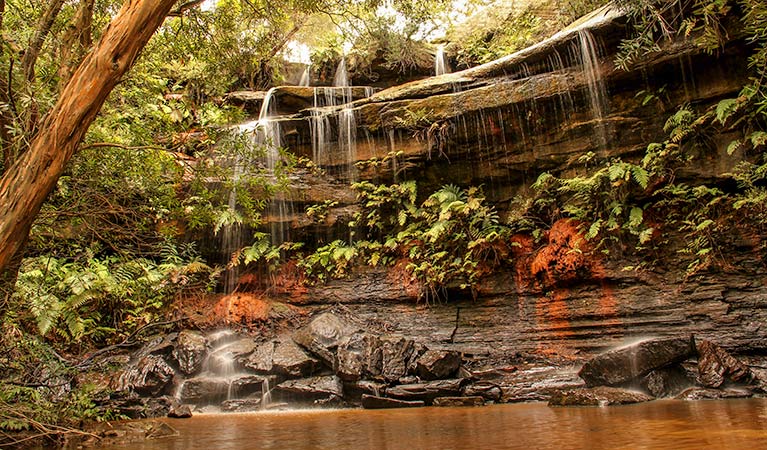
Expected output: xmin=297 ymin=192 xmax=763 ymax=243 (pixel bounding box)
xmin=639 ymin=365 xmax=695 ymax=398
xmin=336 ymin=332 xmax=380 ymax=381
xmin=675 ymin=387 xmax=755 ymax=400
xmin=117 ymin=354 xmax=176 ymax=396
xmin=211 ymin=338 xmax=257 ymax=370
xmin=274 ymin=375 xmax=344 ymax=404
xmin=385 ymin=379 xmax=464 ymax=404
xmin=167 ymin=403 xmax=192 ymax=418
xmin=342 ymin=380 xmax=387 ymax=404
xmin=578 ymin=337 xmax=696 ymax=387
xmin=433 ymin=396 xmax=485 ymax=407
xmin=463 ymin=381 xmax=502 ymax=402
xmin=177 ymin=378 xmax=230 ymax=404
xmin=379 ymin=337 xmax=417 ymax=382
xmin=548 ymin=387 xmax=654 ymax=407
xmin=361 ymin=394 xmax=425 ymax=409
xmin=696 ymin=340 xmax=754 ymax=388
xmin=105 ymin=393 xmax=177 ymax=419
xmin=221 ymin=398 xmax=263 ymax=412
xmin=134 ymin=334 xmax=177 ymax=359
xmin=230 ymin=375 xmax=273 ymax=398
xmin=247 ymin=337 xmax=321 ymax=378
xmin=293 ymin=313 xmax=358 ymax=367
xmin=414 ymin=349 xmax=462 ymax=380
xmin=172 ymin=331 xmax=208 ymax=375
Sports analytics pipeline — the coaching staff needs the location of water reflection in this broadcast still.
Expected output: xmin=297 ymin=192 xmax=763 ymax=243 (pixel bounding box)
xmin=100 ymin=400 xmax=767 ymax=450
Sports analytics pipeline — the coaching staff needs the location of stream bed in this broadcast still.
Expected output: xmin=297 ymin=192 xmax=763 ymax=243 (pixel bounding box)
xmin=93 ymin=399 xmax=767 ymax=449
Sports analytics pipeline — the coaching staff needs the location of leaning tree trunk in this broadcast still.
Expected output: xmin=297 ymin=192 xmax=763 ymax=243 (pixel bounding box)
xmin=0 ymin=0 xmax=178 ymax=277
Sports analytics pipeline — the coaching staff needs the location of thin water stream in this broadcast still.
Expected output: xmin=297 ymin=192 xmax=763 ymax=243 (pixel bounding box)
xmin=97 ymin=399 xmax=767 ymax=449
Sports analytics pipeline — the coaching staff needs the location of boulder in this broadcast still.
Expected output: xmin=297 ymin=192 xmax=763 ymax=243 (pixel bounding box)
xmin=385 ymin=379 xmax=464 ymax=404
xmin=167 ymin=403 xmax=192 ymax=419
xmin=414 ymin=349 xmax=462 ymax=380
xmin=117 ymin=354 xmax=176 ymax=396
xmin=342 ymin=380 xmax=387 ymax=403
xmin=380 ymin=337 xmax=417 ymax=382
xmin=246 ymin=338 xmax=321 ymax=378
xmin=548 ymin=387 xmax=654 ymax=407
xmin=578 ymin=337 xmax=696 ymax=387
xmin=220 ymin=398 xmax=262 ymax=412
xmin=177 ymin=378 xmax=230 ymax=403
xmin=293 ymin=313 xmax=358 ymax=366
xmin=173 ymin=331 xmax=208 ymax=375
xmin=274 ymin=375 xmax=344 ymax=404
xmin=336 ymin=333 xmax=380 ymax=381
xmin=463 ymin=381 xmax=502 ymax=401
xmin=105 ymin=393 xmax=177 ymax=419
xmin=696 ymin=340 xmax=754 ymax=388
xmin=229 ymin=375 xmax=273 ymax=398
xmin=675 ymin=387 xmax=755 ymax=401
xmin=361 ymin=394 xmax=425 ymax=409
xmin=433 ymin=396 xmax=485 ymax=407
xmin=211 ymin=338 xmax=258 ymax=365
xmin=639 ymin=365 xmax=695 ymax=398
xmin=134 ymin=334 xmax=177 ymax=359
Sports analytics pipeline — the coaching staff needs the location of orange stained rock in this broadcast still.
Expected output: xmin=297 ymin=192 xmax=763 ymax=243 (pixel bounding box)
xmin=530 ymin=218 xmax=591 ymax=287
xmin=534 ymin=288 xmax=578 ymax=359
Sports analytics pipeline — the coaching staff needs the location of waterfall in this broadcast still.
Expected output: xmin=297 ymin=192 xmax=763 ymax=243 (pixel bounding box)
xmin=174 ymin=330 xmax=271 ymax=410
xmin=261 ymin=377 xmax=272 ymax=410
xmin=334 ymin=58 xmax=349 ymax=89
xmin=435 ymin=45 xmax=449 ymax=76
xmin=299 ymin=65 xmax=311 ymax=87
xmin=253 ymin=89 xmax=292 ymax=246
xmin=257 ymin=87 xmax=281 ymax=169
xmin=577 ymin=30 xmax=609 ymax=123
xmin=221 ymin=166 xmax=243 ymax=294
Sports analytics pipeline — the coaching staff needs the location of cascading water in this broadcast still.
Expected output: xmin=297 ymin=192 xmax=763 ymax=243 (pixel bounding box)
xmin=174 ymin=331 xmax=273 ymax=412
xmin=255 ymin=88 xmax=293 ymax=246
xmin=257 ymin=87 xmax=282 ymax=168
xmin=299 ymin=65 xmax=311 ymax=87
xmin=577 ymin=29 xmax=610 ymax=147
xmin=334 ymin=58 xmax=350 ymax=90
xmin=308 ymin=58 xmax=374 ymax=182
xmin=435 ymin=45 xmax=449 ymax=76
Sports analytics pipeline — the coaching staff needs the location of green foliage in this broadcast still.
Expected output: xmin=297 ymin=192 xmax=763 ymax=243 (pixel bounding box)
xmin=306 ymin=200 xmax=340 ymax=223
xmin=299 ymin=182 xmax=509 ymax=302
xmin=528 ymin=159 xmax=652 ymax=252
xmin=451 ymin=9 xmax=544 ymax=67
xmin=12 ymin=244 xmax=217 ymax=347
xmin=0 ymin=327 xmax=119 ymax=437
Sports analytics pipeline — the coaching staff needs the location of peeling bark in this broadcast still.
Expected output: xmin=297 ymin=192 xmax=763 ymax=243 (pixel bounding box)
xmin=0 ymin=0 xmax=178 ymax=277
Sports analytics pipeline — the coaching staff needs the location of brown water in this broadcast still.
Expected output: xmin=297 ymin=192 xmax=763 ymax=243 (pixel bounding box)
xmin=102 ymin=399 xmax=767 ymax=450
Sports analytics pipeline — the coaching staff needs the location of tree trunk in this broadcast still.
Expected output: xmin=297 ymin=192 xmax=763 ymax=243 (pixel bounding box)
xmin=0 ymin=0 xmax=178 ymax=276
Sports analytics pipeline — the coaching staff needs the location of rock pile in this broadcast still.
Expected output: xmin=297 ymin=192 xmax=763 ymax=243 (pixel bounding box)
xmin=549 ymin=336 xmax=766 ymax=406
xmin=113 ymin=313 xmax=493 ymax=417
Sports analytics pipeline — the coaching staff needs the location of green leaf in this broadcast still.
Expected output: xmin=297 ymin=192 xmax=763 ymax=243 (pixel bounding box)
xmin=638 ymin=227 xmax=655 ymax=244
xmin=586 ymin=220 xmax=603 ymax=240
xmin=727 ymin=139 xmax=743 ymax=155
xmin=695 ymin=219 xmax=715 ymax=231
xmin=715 ymin=98 xmax=738 ymax=125
xmin=750 ymin=131 xmax=767 ymax=148
xmin=631 ymin=166 xmax=649 ymax=189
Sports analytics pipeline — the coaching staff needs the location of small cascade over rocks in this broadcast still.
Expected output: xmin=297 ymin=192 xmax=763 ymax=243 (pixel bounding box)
xmin=435 ymin=45 xmax=449 ymax=76
xmin=112 ymin=313 xmax=504 ymax=417
xmin=299 ymin=65 xmax=311 ymax=87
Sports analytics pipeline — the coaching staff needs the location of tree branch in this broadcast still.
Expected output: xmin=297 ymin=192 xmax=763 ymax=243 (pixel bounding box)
xmin=168 ymin=0 xmax=205 ymax=17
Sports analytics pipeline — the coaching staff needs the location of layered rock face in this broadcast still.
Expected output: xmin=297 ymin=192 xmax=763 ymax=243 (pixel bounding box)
xmin=193 ymin=4 xmax=767 ymax=402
